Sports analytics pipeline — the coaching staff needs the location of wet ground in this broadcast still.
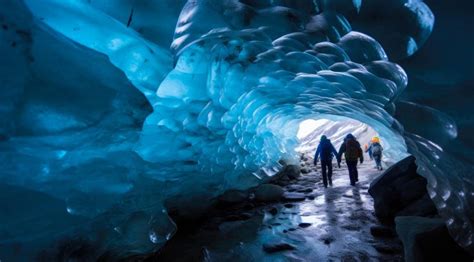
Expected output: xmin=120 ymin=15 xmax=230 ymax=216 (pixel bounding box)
xmin=154 ymin=160 xmax=403 ymax=262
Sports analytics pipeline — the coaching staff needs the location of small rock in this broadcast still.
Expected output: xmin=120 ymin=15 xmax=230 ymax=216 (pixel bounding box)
xmin=284 ymin=203 xmax=294 ymax=208
xmin=262 ymin=243 xmax=296 ymax=253
xmin=299 ymin=223 xmax=311 ymax=228
xmin=254 ymin=184 xmax=284 ymax=202
xmin=307 ymin=195 xmax=316 ymax=200
xmin=283 ymin=192 xmax=306 ymax=201
xmin=320 ymin=235 xmax=335 ymax=245
xmin=268 ymin=207 xmax=278 ymax=216
xmin=301 ymin=167 xmax=310 ymax=174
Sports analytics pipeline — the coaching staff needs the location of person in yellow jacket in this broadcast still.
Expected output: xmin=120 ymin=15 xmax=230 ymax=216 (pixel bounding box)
xmin=366 ymin=137 xmax=384 ymax=170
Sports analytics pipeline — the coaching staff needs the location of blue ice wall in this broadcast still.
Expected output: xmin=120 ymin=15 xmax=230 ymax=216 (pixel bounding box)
xmin=0 ymin=0 xmax=472 ymax=259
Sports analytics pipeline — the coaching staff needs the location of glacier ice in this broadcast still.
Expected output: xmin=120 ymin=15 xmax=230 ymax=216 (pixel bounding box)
xmin=0 ymin=0 xmax=472 ymax=259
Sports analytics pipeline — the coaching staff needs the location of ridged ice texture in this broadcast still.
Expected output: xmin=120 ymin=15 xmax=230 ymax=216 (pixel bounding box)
xmin=155 ymin=2 xmax=472 ymax=253
xmin=138 ymin=28 xmax=410 ymax=174
xmin=1 ymin=0 xmax=471 ymax=258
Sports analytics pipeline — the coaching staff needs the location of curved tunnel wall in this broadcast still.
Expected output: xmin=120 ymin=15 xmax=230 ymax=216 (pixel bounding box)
xmin=0 ymin=0 xmax=472 ymax=257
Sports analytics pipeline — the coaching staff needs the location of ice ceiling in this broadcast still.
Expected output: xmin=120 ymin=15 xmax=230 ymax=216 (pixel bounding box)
xmin=0 ymin=0 xmax=472 ymax=259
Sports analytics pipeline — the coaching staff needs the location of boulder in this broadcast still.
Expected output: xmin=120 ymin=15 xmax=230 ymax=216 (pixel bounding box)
xmin=395 ymin=216 xmax=472 ymax=262
xmin=368 ymin=155 xmax=437 ymax=221
xmin=282 ymin=164 xmax=301 ymax=179
xmin=254 ymin=184 xmax=284 ymax=202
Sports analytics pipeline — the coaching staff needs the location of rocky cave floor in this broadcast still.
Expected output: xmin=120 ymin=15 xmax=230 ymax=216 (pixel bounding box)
xmin=150 ymin=158 xmax=404 ymax=262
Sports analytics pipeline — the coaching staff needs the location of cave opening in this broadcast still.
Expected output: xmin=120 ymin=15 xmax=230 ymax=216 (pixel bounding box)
xmin=295 ymin=116 xmax=398 ymax=170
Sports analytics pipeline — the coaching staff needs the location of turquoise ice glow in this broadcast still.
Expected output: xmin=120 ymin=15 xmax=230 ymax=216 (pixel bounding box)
xmin=0 ymin=0 xmax=471 ymax=259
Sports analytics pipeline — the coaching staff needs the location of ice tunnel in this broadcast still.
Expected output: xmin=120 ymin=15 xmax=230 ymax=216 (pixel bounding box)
xmin=297 ymin=118 xmax=381 ymax=157
xmin=0 ymin=0 xmax=473 ymax=260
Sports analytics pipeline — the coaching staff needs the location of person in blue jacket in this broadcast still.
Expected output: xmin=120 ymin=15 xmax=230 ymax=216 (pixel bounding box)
xmin=314 ymin=135 xmax=340 ymax=188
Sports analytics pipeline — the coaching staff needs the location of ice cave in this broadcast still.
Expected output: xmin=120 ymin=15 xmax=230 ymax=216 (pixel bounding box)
xmin=0 ymin=0 xmax=473 ymax=261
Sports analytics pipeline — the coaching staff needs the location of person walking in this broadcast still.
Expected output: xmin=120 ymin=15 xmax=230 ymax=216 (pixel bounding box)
xmin=366 ymin=137 xmax=384 ymax=170
xmin=338 ymin=134 xmax=364 ymax=186
xmin=314 ymin=135 xmax=339 ymax=188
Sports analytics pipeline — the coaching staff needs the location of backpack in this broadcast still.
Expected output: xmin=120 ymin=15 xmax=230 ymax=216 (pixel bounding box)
xmin=345 ymin=139 xmax=361 ymax=161
xmin=372 ymin=143 xmax=383 ymax=156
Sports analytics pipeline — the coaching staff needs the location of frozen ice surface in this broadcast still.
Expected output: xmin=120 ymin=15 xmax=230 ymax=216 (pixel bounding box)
xmin=0 ymin=0 xmax=472 ymax=259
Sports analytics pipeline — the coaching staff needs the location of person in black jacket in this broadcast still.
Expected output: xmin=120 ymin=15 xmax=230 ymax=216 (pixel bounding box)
xmin=314 ymin=135 xmax=339 ymax=188
xmin=338 ymin=134 xmax=364 ymax=186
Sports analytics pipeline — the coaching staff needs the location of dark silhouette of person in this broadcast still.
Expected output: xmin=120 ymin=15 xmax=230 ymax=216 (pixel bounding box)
xmin=338 ymin=134 xmax=364 ymax=186
xmin=314 ymin=135 xmax=339 ymax=188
